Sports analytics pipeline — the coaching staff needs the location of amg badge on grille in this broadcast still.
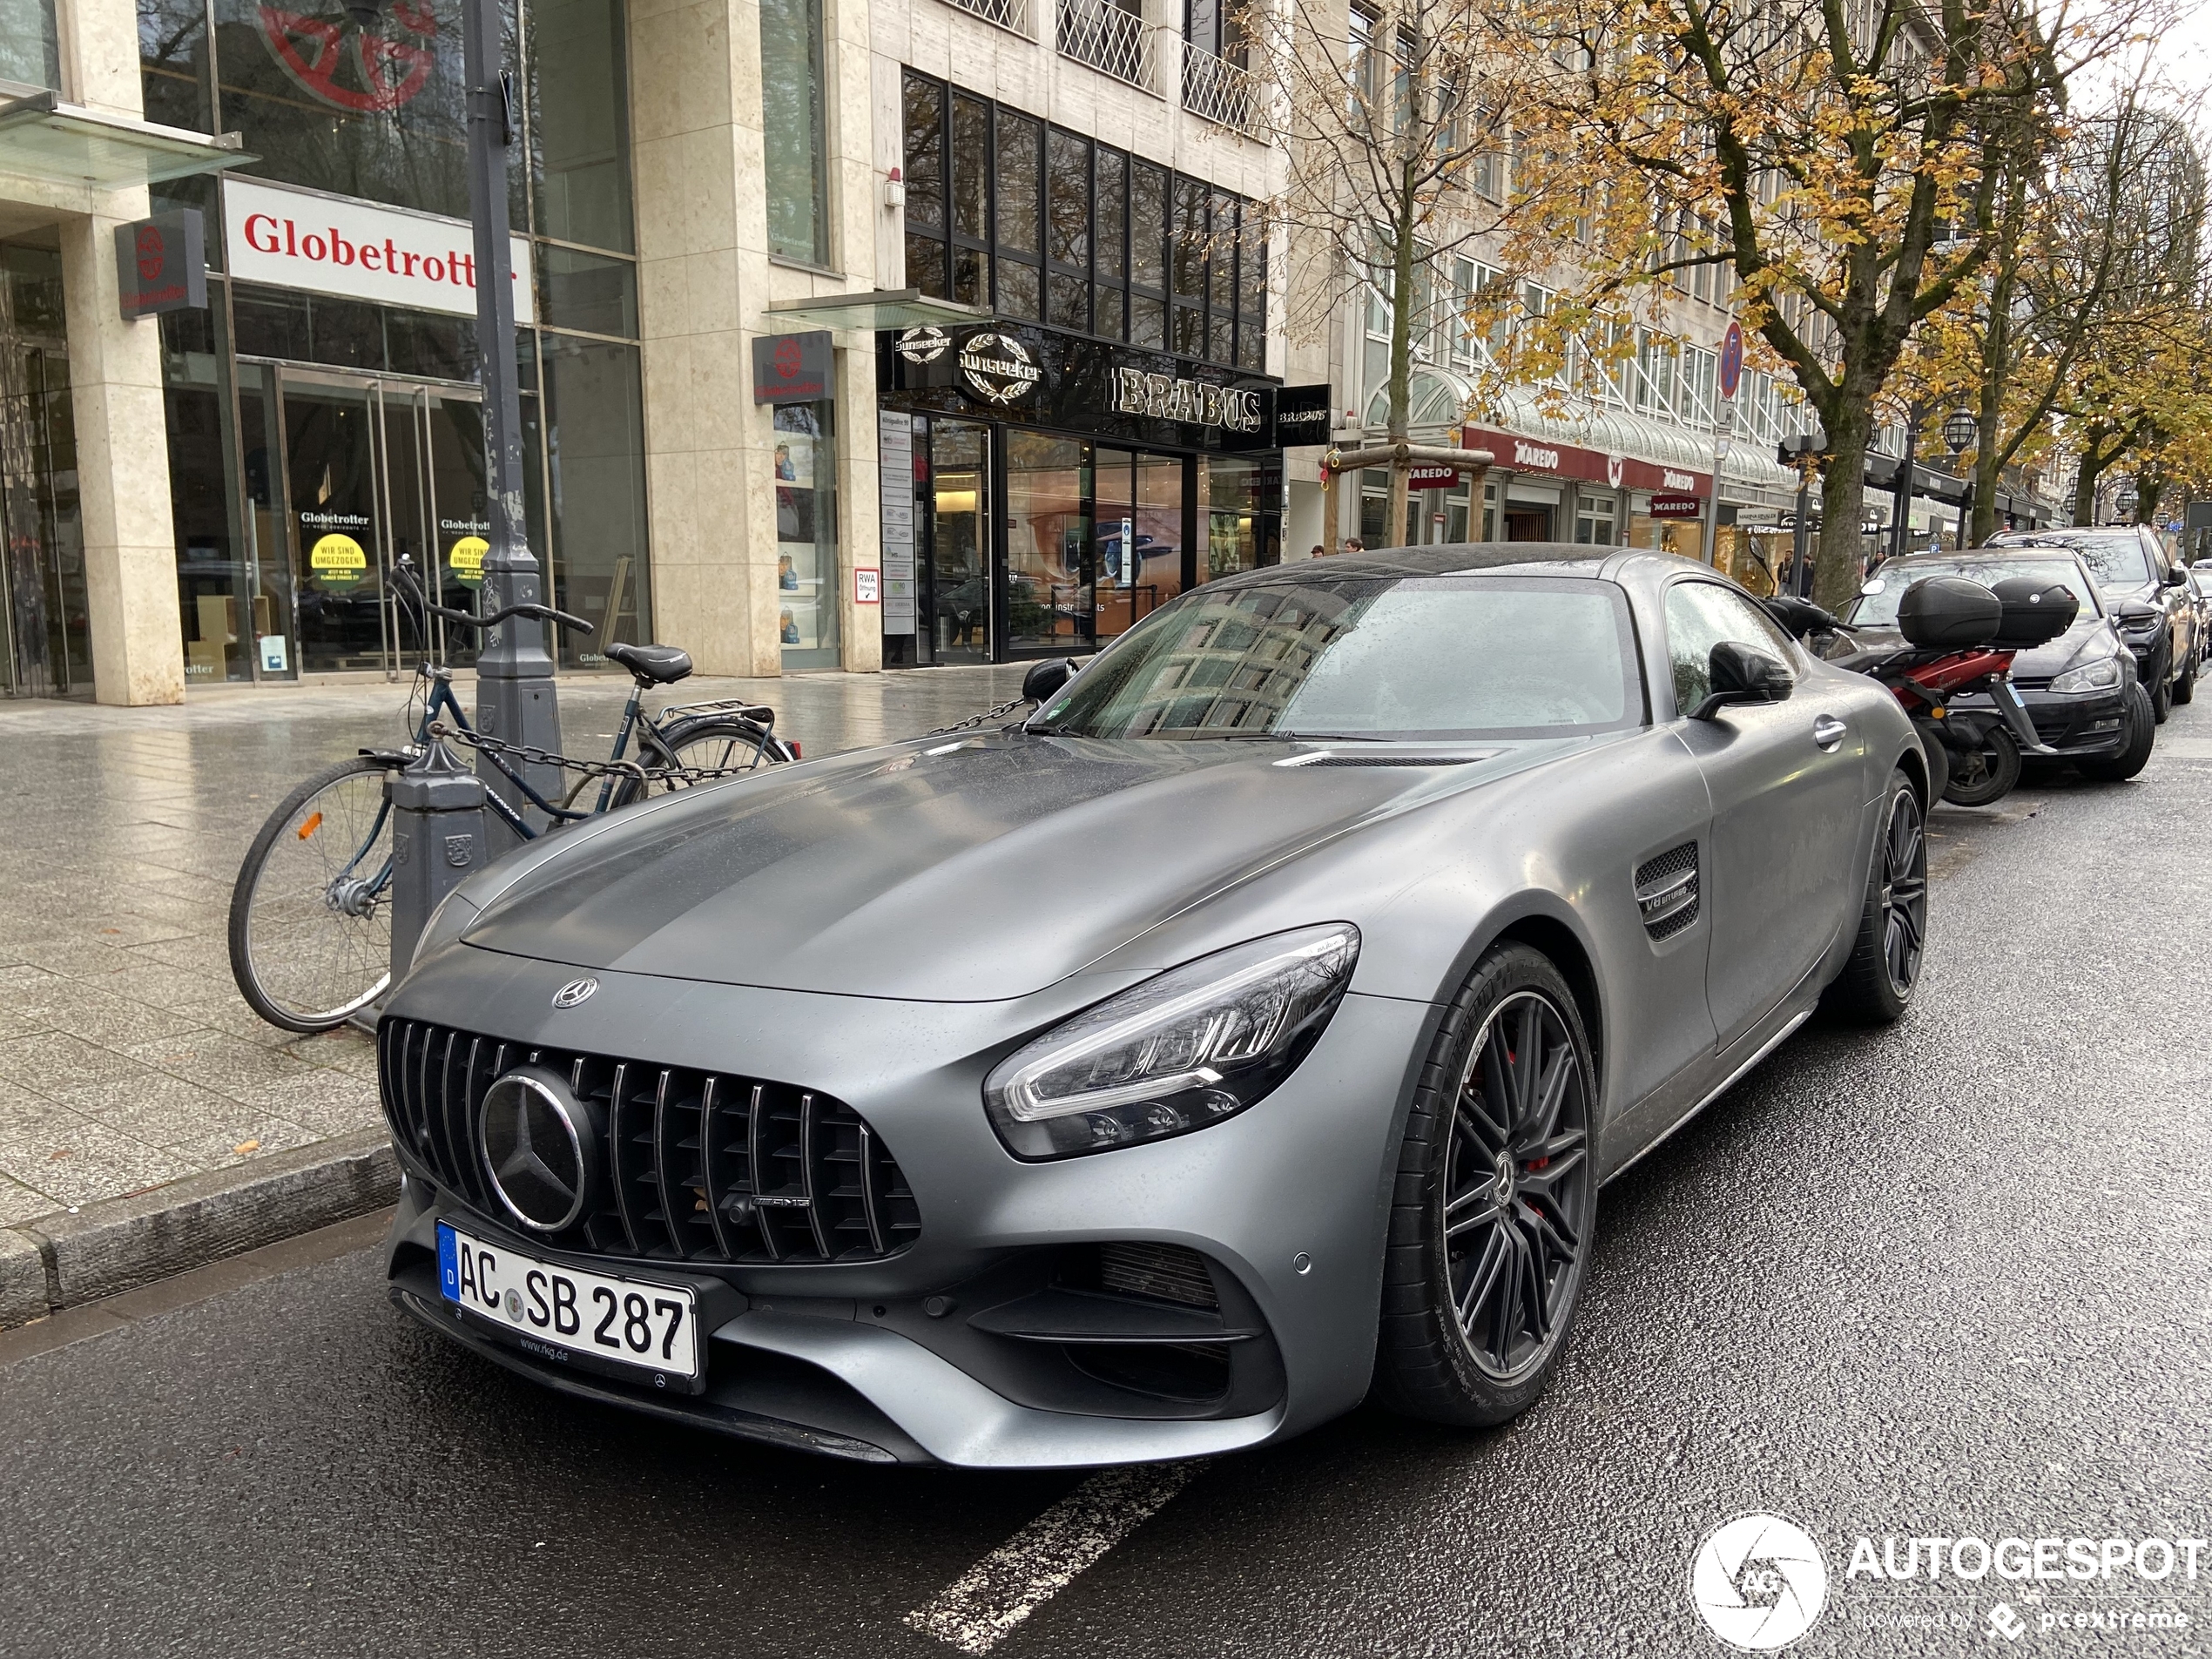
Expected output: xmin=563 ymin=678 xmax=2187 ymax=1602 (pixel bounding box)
xmin=551 ymin=977 xmax=598 ymax=1008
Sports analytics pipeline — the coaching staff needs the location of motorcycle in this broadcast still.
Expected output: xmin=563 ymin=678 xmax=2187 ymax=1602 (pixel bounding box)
xmin=1764 ymin=576 xmax=2078 ymax=807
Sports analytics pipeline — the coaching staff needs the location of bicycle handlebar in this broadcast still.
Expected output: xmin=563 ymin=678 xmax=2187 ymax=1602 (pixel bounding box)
xmin=393 ymin=554 xmax=595 ymax=636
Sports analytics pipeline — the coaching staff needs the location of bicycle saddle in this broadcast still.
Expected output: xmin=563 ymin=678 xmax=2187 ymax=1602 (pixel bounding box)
xmin=606 ymin=642 xmax=694 ymax=685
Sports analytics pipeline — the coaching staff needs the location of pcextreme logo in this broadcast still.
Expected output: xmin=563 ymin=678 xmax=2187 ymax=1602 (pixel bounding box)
xmin=1689 ymin=1513 xmax=1829 ymax=1651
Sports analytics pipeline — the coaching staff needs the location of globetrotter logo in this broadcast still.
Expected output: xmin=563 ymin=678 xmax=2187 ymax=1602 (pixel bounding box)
xmin=259 ymin=0 xmax=439 ymax=115
xmin=1689 ymin=1514 xmax=1828 ymax=1650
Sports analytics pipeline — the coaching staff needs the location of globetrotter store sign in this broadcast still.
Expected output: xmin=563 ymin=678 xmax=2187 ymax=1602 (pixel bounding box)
xmin=883 ymin=322 xmax=1279 ymax=451
xmin=225 ymin=177 xmax=536 ymax=325
xmin=1463 ymin=425 xmax=1709 ymax=497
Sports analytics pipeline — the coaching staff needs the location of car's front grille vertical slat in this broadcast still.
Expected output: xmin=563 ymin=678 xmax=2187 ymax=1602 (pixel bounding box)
xmin=381 ymin=1021 xmax=919 ymax=1267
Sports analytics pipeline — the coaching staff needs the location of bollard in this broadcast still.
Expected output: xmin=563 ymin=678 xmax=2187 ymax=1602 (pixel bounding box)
xmin=387 ymin=732 xmax=489 ymax=984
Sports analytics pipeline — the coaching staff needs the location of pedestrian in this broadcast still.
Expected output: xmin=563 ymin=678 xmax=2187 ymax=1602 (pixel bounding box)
xmin=1342 ymin=536 xmax=1366 ymax=557
xmin=1308 ymin=543 xmax=1328 ymax=558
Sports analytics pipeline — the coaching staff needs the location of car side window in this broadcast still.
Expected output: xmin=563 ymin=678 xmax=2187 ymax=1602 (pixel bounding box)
xmin=1664 ymin=583 xmax=1796 ymax=715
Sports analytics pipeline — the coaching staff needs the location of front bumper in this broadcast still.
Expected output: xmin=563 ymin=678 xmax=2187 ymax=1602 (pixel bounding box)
xmin=379 ymin=947 xmax=1436 ymax=1467
xmin=1952 ymin=685 xmax=2128 ymax=759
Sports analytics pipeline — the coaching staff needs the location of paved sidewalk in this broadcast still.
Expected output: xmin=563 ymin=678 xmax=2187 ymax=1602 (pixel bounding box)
xmin=0 ymin=665 xmax=1027 ymax=1229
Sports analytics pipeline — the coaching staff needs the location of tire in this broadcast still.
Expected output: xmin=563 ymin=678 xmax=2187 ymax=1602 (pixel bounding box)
xmin=2175 ymin=650 xmax=2195 ymax=706
xmin=2150 ymin=644 xmax=2173 ymax=723
xmin=607 ymin=717 xmax=789 ymax=810
xmin=229 ymin=756 xmax=400 ymax=1034
xmin=2074 ymin=683 xmax=2156 ymax=783
xmin=1939 ymin=722 xmax=2020 ymax=807
xmin=1374 ymin=943 xmax=1598 ymax=1428
xmin=1825 ymin=769 xmax=1927 ymax=1025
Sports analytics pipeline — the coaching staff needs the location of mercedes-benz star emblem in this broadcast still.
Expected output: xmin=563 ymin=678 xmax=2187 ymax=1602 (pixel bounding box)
xmin=552 ymin=977 xmax=598 ymax=1008
xmin=479 ymin=1069 xmax=594 ymax=1232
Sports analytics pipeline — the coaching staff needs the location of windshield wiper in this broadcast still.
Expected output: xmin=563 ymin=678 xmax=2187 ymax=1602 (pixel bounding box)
xmin=1275 ymin=731 xmax=1391 ymax=742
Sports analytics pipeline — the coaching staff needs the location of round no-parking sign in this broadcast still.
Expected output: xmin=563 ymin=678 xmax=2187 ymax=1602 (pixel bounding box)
xmin=1719 ymin=320 xmax=1744 ymax=401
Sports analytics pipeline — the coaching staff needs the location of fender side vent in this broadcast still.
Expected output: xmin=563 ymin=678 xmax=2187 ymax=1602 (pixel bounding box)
xmin=1634 ymin=842 xmax=1701 ymax=940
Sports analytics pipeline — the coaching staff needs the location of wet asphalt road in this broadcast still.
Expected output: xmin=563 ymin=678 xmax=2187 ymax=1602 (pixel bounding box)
xmin=3 ymin=711 xmax=2209 ymax=1659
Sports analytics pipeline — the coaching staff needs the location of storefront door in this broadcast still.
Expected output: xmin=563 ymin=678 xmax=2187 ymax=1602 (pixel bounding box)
xmin=268 ymin=368 xmax=485 ymax=677
xmin=0 ymin=242 xmax=88 ymax=698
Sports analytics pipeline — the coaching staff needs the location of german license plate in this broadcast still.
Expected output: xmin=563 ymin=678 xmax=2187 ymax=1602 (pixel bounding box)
xmin=436 ymin=1221 xmax=699 ymax=1384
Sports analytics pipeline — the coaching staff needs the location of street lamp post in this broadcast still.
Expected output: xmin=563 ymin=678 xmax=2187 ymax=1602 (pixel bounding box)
xmin=461 ymin=0 xmax=563 ymax=846
xmin=1942 ymin=407 xmax=1977 ymax=550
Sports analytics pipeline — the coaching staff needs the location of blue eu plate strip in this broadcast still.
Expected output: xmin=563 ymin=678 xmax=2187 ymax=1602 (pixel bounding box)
xmin=436 ymin=1222 xmax=459 ymax=1303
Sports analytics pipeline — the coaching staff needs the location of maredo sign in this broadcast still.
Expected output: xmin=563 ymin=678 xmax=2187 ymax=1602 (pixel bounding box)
xmin=225 ymin=178 xmax=535 ymax=326
xmin=1463 ymin=425 xmax=1709 ymax=499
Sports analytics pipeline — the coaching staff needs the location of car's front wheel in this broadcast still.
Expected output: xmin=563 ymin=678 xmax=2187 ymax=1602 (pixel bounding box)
xmin=1375 ymin=943 xmax=1596 ymax=1427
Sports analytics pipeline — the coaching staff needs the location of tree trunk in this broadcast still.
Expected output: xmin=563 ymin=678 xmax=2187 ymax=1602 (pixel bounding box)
xmin=2071 ymin=428 xmax=2112 ymax=526
xmin=1384 ymin=162 xmax=1418 ymax=550
xmin=1971 ymin=407 xmax=2002 ymax=545
xmin=1812 ymin=410 xmax=1872 ymax=613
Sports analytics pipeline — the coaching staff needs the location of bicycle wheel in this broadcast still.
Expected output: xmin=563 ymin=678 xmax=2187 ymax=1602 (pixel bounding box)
xmin=609 ymin=718 xmax=789 ymax=810
xmin=229 ymin=756 xmax=399 ymax=1033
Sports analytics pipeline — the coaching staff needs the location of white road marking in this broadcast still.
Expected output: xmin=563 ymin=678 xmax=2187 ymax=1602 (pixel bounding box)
xmin=904 ymin=1461 xmax=1199 ymax=1654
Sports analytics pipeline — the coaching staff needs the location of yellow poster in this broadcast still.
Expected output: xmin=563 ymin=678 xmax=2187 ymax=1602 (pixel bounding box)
xmin=448 ymin=535 xmax=489 ymax=587
xmin=309 ymin=532 xmax=368 ymax=585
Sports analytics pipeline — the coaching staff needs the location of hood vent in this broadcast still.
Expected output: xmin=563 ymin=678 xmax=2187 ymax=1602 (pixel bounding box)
xmin=1276 ymin=750 xmax=1495 ymax=769
xmin=1634 ymin=843 xmax=1701 ymax=940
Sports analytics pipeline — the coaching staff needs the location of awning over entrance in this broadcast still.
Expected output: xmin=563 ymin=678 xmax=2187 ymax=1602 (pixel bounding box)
xmin=0 ymin=91 xmax=255 ymax=190
xmin=761 ymin=288 xmax=990 ymax=332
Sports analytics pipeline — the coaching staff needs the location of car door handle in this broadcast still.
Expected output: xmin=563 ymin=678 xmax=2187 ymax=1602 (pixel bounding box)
xmin=1811 ymin=714 xmax=1847 ymax=752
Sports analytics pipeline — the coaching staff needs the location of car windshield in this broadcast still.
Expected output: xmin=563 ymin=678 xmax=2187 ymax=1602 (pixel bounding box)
xmin=1035 ymin=576 xmax=1642 ymax=741
xmin=1845 ymin=558 xmax=2097 ymax=628
xmin=1997 ymin=534 xmax=2153 ymax=588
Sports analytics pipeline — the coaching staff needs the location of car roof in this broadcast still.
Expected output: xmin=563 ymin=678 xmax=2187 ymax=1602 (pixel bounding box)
xmin=1205 ymin=543 xmax=1703 ymax=590
xmin=1881 ymin=548 xmax=2091 ymax=566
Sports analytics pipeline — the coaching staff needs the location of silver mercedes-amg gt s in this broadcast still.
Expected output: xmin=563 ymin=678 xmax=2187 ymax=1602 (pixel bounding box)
xmin=378 ymin=545 xmax=1930 ymax=1467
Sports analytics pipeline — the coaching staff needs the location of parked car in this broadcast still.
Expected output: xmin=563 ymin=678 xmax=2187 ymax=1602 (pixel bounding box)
xmin=1989 ymin=529 xmax=2196 ymax=719
xmin=377 ymin=545 xmax=1930 ymax=1468
xmin=1821 ymin=550 xmax=2153 ymax=784
xmin=2184 ymin=565 xmax=2212 ymax=666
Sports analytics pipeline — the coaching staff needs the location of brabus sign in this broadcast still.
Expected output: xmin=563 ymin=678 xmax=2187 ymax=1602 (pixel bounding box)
xmin=1110 ymin=367 xmax=1265 ymax=434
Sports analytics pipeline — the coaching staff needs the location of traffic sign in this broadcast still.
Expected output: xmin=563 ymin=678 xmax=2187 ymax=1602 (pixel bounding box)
xmin=1718 ymin=320 xmax=1744 ymax=401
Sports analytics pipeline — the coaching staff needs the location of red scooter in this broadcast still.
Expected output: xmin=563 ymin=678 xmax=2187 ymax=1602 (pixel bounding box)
xmin=1766 ymin=576 xmax=2077 ymax=806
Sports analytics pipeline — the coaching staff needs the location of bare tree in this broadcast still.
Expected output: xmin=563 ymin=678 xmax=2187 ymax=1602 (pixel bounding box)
xmin=1249 ymin=0 xmax=1515 ymax=545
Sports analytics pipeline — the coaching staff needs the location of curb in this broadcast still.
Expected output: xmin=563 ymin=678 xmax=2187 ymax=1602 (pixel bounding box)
xmin=1 ymin=1129 xmax=399 ymax=1330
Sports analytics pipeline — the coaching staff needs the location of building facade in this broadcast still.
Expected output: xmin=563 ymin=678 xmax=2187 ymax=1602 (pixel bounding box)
xmin=0 ymin=0 xmax=1294 ymax=702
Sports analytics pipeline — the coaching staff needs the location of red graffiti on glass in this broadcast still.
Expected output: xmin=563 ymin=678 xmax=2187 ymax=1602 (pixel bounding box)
xmin=258 ymin=1 xmax=438 ymax=115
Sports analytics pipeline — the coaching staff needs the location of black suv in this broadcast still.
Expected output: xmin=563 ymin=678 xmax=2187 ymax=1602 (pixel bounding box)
xmin=1988 ymin=529 xmax=2198 ymax=720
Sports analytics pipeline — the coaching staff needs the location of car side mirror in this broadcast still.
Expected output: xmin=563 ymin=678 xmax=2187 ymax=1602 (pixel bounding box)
xmin=1689 ymin=641 xmax=1794 ymax=720
xmin=2162 ymin=568 xmax=2188 ymax=588
xmin=1022 ymin=657 xmax=1078 ymax=705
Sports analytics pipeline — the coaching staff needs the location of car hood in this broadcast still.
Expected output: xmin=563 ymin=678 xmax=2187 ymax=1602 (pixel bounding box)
xmin=460 ymin=732 xmax=1584 ymax=1001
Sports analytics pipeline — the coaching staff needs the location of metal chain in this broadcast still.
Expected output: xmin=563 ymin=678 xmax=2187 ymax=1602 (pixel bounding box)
xmin=926 ymin=696 xmax=1036 ymax=738
xmin=428 ymin=723 xmax=771 ymax=785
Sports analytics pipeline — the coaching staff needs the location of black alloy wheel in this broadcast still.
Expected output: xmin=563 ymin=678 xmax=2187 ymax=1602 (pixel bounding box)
xmin=1376 ymin=944 xmax=1597 ymax=1426
xmin=1875 ymin=785 xmax=1928 ymax=997
xmin=1443 ymin=989 xmax=1595 ymax=1379
xmin=1828 ymin=769 xmax=1926 ymax=1024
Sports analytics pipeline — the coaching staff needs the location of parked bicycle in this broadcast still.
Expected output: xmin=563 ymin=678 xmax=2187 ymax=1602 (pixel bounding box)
xmin=227 ymin=556 xmax=797 ymax=1034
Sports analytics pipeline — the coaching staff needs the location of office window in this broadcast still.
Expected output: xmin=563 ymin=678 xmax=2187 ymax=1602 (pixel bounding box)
xmin=950 ymin=93 xmax=993 ymax=305
xmin=1131 ymin=159 xmax=1169 ymax=347
xmin=1046 ymin=128 xmax=1092 ymax=334
xmin=760 ymin=0 xmax=829 ymax=265
xmin=1096 ymin=145 xmax=1129 ymax=341
xmin=903 ymin=71 xmax=949 ymax=297
xmin=997 ymin=111 xmax=1042 ymax=319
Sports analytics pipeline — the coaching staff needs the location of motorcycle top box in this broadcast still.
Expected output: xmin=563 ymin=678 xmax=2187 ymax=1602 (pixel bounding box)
xmin=1986 ymin=578 xmax=2080 ymax=650
xmin=1897 ymin=576 xmax=2003 ymax=650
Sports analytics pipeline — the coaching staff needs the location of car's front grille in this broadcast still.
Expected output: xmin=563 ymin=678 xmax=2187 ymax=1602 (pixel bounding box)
xmin=379 ymin=1019 xmax=921 ymax=1265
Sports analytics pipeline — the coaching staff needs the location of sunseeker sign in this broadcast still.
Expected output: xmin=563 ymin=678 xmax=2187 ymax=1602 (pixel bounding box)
xmin=225 ymin=179 xmax=535 ymax=326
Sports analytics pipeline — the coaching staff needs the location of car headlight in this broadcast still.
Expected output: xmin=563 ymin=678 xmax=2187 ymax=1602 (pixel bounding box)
xmin=981 ymin=923 xmax=1360 ymax=1160
xmin=2049 ymin=657 xmax=2123 ymax=694
xmin=2115 ymin=609 xmax=2161 ymax=634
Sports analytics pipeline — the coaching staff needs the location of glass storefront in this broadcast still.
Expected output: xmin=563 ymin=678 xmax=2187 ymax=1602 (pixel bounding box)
xmin=0 ymin=241 xmax=87 ymax=698
xmin=140 ymin=0 xmax=650 ymax=683
xmin=773 ymin=401 xmax=840 ymax=666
